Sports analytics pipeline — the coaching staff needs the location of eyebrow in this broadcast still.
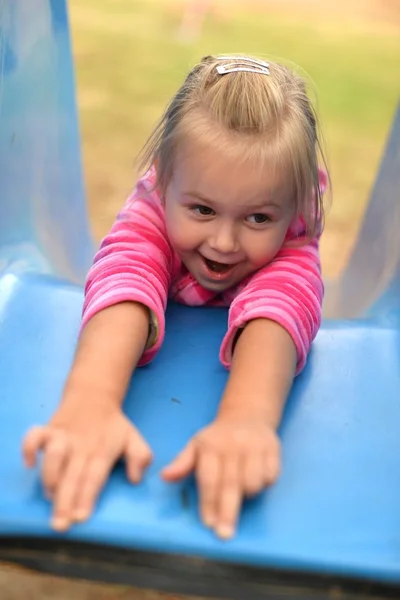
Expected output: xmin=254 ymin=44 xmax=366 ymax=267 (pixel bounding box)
xmin=184 ymin=191 xmax=283 ymax=210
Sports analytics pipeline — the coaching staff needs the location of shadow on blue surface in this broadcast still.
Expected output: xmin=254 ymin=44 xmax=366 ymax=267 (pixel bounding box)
xmin=0 ymin=1 xmax=400 ymax=598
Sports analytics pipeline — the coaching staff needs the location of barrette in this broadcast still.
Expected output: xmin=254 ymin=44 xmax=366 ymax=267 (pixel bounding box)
xmin=215 ymin=55 xmax=270 ymax=76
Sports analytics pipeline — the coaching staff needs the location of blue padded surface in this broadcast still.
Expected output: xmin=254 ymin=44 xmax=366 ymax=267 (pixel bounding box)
xmin=1 ymin=272 xmax=400 ymax=584
xmin=1 ymin=0 xmax=400 ymax=591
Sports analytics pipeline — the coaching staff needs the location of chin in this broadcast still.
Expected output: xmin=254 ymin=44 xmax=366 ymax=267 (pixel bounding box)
xmin=197 ymin=276 xmax=237 ymax=293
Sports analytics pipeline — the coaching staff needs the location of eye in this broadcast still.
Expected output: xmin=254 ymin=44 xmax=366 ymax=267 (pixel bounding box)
xmin=246 ymin=213 xmax=272 ymax=225
xmin=190 ymin=205 xmax=215 ymax=217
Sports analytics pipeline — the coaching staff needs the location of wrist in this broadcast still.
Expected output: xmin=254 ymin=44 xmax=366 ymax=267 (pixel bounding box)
xmin=217 ymin=398 xmax=281 ymax=430
xmin=62 ymin=374 xmax=124 ymax=410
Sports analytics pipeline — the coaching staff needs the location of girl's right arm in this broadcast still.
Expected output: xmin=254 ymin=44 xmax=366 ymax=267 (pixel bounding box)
xmin=22 ymin=177 xmax=174 ymax=531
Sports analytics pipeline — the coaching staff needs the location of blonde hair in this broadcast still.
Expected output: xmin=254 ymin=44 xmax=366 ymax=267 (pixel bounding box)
xmin=138 ymin=53 xmax=329 ymax=239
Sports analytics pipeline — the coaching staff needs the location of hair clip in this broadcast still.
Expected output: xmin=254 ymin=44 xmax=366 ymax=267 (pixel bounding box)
xmin=215 ymin=55 xmax=270 ymax=76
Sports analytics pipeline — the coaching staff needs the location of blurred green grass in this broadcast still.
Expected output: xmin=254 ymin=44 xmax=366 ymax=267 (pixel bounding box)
xmin=69 ymin=0 xmax=400 ymax=274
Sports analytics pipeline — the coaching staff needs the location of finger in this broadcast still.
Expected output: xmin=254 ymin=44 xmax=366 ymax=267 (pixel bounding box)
xmin=264 ymin=449 xmax=281 ymax=486
xmin=51 ymin=455 xmax=86 ymax=531
xmin=161 ymin=441 xmax=196 ymax=482
xmin=73 ymin=455 xmax=114 ymax=523
xmin=197 ymin=451 xmax=220 ymax=528
xmin=41 ymin=433 xmax=69 ymax=498
xmin=22 ymin=426 xmax=49 ymax=467
xmin=125 ymin=431 xmax=153 ymax=484
xmin=243 ymin=454 xmax=265 ymax=497
xmin=215 ymin=457 xmax=242 ymax=540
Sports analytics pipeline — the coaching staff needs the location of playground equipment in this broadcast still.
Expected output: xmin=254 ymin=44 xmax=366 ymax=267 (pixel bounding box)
xmin=0 ymin=1 xmax=399 ymax=598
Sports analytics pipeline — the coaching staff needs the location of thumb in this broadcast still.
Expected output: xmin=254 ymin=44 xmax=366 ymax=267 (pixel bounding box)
xmin=161 ymin=441 xmax=196 ymax=482
xmin=124 ymin=428 xmax=153 ymax=484
xmin=22 ymin=426 xmax=49 ymax=468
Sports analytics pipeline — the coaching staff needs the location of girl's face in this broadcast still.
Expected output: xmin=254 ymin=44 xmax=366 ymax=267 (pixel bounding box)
xmin=164 ymin=137 xmax=295 ymax=292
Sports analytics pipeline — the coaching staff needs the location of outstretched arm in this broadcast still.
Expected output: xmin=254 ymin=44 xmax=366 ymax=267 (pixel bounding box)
xmin=23 ymin=178 xmax=174 ymax=531
xmin=163 ymin=229 xmax=323 ymax=539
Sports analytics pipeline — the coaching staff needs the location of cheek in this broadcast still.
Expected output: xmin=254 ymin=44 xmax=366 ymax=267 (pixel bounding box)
xmin=165 ymin=206 xmax=199 ymax=252
xmin=245 ymin=226 xmax=288 ymax=266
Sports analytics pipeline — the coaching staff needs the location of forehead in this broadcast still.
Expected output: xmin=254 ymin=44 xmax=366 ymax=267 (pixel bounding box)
xmin=172 ymin=131 xmax=290 ymax=207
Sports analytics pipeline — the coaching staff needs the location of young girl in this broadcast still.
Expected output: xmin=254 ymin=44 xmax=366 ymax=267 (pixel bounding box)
xmin=23 ymin=54 xmax=328 ymax=540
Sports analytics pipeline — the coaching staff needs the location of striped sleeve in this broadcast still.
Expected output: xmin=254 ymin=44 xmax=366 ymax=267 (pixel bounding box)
xmin=81 ymin=178 xmax=174 ymax=366
xmin=219 ymin=224 xmax=323 ymax=375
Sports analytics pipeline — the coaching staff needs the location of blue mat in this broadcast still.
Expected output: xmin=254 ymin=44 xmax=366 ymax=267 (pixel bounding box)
xmin=1 ymin=1 xmax=400 ymax=598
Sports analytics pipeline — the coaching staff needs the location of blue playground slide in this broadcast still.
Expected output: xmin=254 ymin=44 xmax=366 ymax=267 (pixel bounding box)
xmin=0 ymin=1 xmax=399 ymax=598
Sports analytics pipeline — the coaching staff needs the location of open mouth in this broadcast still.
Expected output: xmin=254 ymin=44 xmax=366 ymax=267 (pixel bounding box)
xmin=199 ymin=255 xmax=239 ymax=281
xmin=204 ymin=258 xmax=233 ymax=273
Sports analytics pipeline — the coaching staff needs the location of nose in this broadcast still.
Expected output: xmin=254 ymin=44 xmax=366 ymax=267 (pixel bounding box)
xmin=208 ymin=221 xmax=240 ymax=255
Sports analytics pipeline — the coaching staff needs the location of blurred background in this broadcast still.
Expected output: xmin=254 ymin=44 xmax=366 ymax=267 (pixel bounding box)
xmin=1 ymin=0 xmax=399 ymax=598
xmin=72 ymin=0 xmax=399 ymax=280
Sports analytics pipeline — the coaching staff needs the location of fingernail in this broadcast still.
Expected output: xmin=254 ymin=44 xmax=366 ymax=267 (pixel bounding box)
xmin=216 ymin=525 xmax=235 ymax=540
xmin=51 ymin=516 xmax=69 ymax=531
xmin=74 ymin=509 xmax=89 ymax=522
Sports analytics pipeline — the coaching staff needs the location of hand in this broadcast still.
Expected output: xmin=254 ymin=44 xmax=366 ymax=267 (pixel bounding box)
xmin=162 ymin=417 xmax=280 ymax=539
xmin=22 ymin=396 xmax=152 ymax=532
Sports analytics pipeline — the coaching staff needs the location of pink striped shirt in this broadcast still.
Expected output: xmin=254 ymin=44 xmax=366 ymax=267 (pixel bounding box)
xmin=82 ymin=168 xmax=325 ymax=374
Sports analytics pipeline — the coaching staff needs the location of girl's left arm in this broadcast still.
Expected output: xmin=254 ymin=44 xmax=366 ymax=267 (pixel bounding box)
xmin=220 ymin=231 xmax=323 ymax=378
xmin=217 ymin=317 xmax=297 ymax=428
xmin=162 ymin=230 xmax=323 ymax=539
